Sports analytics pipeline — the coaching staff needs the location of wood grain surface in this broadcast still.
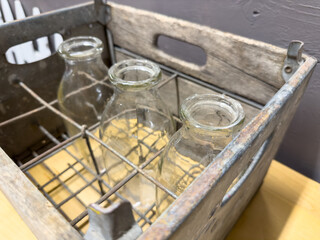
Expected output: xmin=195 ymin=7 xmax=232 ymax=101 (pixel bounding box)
xmin=108 ymin=2 xmax=287 ymax=105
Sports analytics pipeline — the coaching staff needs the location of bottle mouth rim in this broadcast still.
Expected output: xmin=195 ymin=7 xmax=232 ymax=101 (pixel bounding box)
xmin=180 ymin=94 xmax=245 ymax=131
xmin=57 ymin=36 xmax=103 ymax=61
xmin=108 ymin=59 xmax=161 ymax=90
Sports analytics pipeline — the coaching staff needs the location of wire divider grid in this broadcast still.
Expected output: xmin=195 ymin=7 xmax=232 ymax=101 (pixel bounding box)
xmin=27 ymin=124 xmax=156 ymax=230
xmin=6 ymin=48 xmax=224 ymax=232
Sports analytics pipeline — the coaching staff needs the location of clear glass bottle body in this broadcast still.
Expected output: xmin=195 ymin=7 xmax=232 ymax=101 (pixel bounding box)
xmin=57 ymin=36 xmax=113 ymax=171
xmin=100 ymin=59 xmax=175 ymax=212
xmin=156 ymin=94 xmax=245 ymax=215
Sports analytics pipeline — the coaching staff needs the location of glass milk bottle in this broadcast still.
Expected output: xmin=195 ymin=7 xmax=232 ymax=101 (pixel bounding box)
xmin=57 ymin=36 xmax=113 ymax=172
xmin=156 ymin=94 xmax=245 ymax=215
xmin=100 ymin=59 xmax=175 ymax=212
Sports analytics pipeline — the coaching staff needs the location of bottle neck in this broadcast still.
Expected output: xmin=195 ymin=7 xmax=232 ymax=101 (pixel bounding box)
xmin=109 ymin=59 xmax=161 ymax=92
xmin=63 ymin=55 xmax=103 ymax=67
xmin=180 ymin=123 xmax=233 ymax=152
xmin=180 ymin=94 xmax=245 ymax=144
xmin=113 ymin=85 xmax=156 ymax=94
xmin=58 ymin=36 xmax=104 ymax=68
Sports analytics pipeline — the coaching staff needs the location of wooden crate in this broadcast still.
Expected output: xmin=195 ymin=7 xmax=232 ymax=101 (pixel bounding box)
xmin=0 ymin=1 xmax=317 ymax=240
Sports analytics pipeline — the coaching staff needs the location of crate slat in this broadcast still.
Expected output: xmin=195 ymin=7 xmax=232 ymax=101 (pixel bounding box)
xmin=108 ymin=2 xmax=287 ymax=105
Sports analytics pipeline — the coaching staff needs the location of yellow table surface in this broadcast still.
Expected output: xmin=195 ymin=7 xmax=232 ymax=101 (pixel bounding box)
xmin=1 ymin=160 xmax=319 ymax=240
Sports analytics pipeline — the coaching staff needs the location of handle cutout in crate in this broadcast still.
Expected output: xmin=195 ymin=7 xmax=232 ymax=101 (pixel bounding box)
xmin=1 ymin=0 xmax=63 ymax=65
xmin=5 ymin=33 xmax=63 ymax=65
xmin=221 ymin=135 xmax=272 ymax=206
xmin=156 ymin=35 xmax=207 ymax=66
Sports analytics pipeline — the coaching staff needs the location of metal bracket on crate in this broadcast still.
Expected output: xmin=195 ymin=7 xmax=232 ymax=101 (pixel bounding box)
xmin=95 ymin=0 xmax=111 ymax=25
xmin=94 ymin=0 xmax=116 ymax=65
xmin=84 ymin=201 xmax=142 ymax=240
xmin=282 ymin=40 xmax=304 ymax=82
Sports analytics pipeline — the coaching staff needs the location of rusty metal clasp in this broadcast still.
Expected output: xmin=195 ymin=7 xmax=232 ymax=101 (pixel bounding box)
xmin=84 ymin=201 xmax=142 ymax=240
xmin=282 ymin=40 xmax=304 ymax=82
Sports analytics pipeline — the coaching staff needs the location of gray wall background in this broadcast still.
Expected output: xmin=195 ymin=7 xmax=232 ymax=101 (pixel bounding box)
xmin=10 ymin=0 xmax=320 ymax=182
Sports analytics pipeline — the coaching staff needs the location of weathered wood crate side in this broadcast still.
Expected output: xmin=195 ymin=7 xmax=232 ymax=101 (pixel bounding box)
xmin=108 ymin=2 xmax=287 ymax=105
xmin=201 ymin=60 xmax=317 ymax=240
xmin=140 ymin=57 xmax=317 ymax=240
